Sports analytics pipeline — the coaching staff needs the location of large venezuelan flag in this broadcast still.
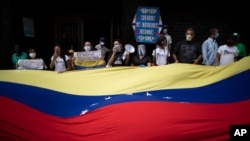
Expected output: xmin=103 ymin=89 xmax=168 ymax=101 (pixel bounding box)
xmin=0 ymin=57 xmax=250 ymax=141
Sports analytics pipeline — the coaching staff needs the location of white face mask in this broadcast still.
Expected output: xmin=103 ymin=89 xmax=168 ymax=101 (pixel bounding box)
xmin=100 ymin=42 xmax=105 ymax=46
xmin=29 ymin=53 xmax=36 ymax=58
xmin=114 ymin=45 xmax=121 ymax=52
xmin=215 ymin=33 xmax=219 ymax=39
xmin=186 ymin=34 xmax=192 ymax=41
xmin=84 ymin=46 xmax=91 ymax=51
xmin=163 ymin=29 xmax=167 ymax=34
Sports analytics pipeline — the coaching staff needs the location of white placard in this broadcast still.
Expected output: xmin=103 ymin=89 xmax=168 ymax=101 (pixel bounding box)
xmin=18 ymin=59 xmax=44 ymax=70
xmin=74 ymin=50 xmax=102 ymax=62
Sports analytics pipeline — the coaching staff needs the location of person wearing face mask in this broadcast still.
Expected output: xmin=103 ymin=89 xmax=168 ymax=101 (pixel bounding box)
xmin=106 ymin=39 xmax=130 ymax=67
xmin=12 ymin=44 xmax=28 ymax=69
xmin=173 ymin=27 xmax=202 ymax=64
xmin=201 ymin=28 xmax=220 ymax=66
xmin=152 ymin=35 xmax=169 ymax=66
xmin=17 ymin=48 xmax=47 ymax=70
xmin=83 ymin=41 xmax=93 ymax=52
xmin=95 ymin=37 xmax=110 ymax=61
xmin=161 ymin=26 xmax=172 ymax=57
xmin=214 ymin=33 xmax=239 ymax=66
xmin=131 ymin=44 xmax=151 ymax=67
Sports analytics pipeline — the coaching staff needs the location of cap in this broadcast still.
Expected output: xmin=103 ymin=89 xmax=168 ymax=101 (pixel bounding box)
xmin=162 ymin=25 xmax=168 ymax=29
xmin=99 ymin=37 xmax=105 ymax=41
xmin=229 ymin=32 xmax=239 ymax=41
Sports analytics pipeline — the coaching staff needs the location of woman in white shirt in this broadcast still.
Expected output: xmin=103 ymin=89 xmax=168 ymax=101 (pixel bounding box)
xmin=152 ymin=35 xmax=169 ymax=66
xmin=50 ymin=45 xmax=72 ymax=73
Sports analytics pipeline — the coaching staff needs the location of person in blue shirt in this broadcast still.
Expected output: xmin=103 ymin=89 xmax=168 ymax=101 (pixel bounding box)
xmin=201 ymin=28 xmax=219 ymax=66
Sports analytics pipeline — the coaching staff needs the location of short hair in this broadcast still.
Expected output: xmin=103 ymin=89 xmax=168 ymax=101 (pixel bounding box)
xmin=186 ymin=27 xmax=196 ymax=33
xmin=114 ymin=39 xmax=123 ymax=45
xmin=209 ymin=28 xmax=218 ymax=35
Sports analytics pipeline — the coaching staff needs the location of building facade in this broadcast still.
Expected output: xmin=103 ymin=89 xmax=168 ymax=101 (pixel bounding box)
xmin=1 ymin=0 xmax=248 ymax=69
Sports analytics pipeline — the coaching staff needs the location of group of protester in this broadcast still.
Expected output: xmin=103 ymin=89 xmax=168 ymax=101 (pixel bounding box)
xmin=12 ymin=27 xmax=248 ymax=73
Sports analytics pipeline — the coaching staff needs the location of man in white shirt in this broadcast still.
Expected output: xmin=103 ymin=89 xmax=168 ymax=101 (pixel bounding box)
xmin=214 ymin=33 xmax=239 ymax=66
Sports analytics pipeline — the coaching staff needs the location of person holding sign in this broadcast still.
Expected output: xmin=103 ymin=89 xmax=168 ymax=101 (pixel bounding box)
xmin=73 ymin=42 xmax=104 ymax=70
xmin=17 ymin=48 xmax=47 ymax=70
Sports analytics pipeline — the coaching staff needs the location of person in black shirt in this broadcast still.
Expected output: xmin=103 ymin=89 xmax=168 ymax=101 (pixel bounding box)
xmin=131 ymin=44 xmax=151 ymax=67
xmin=173 ymin=27 xmax=202 ymax=64
xmin=106 ymin=39 xmax=130 ymax=67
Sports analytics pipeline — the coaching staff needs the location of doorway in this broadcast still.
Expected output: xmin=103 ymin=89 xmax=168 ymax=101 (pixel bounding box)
xmin=55 ymin=16 xmax=113 ymax=52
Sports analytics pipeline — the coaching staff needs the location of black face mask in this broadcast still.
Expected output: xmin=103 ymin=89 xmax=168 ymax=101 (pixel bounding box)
xmin=226 ymin=41 xmax=235 ymax=46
